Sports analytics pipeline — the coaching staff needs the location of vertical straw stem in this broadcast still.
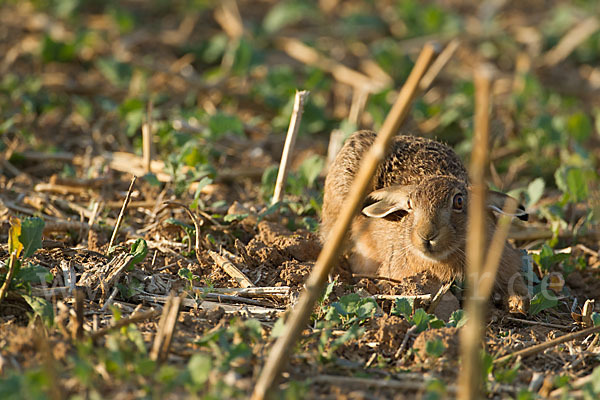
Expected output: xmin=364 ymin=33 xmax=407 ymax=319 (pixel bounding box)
xmin=458 ymin=64 xmax=494 ymax=400
xmin=107 ymin=175 xmax=137 ymax=254
xmin=251 ymin=42 xmax=437 ymax=400
xmin=272 ymin=90 xmax=310 ymax=205
xmin=142 ymin=100 xmax=154 ymax=174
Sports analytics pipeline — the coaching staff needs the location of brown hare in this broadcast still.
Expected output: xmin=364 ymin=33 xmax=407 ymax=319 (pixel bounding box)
xmin=321 ymin=130 xmax=530 ymax=310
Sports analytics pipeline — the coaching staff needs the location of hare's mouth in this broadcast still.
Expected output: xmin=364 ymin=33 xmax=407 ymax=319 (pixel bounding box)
xmin=411 ymin=246 xmax=454 ymax=262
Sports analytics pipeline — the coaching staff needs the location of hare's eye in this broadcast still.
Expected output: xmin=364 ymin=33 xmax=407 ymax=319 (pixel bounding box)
xmin=452 ymin=193 xmax=464 ymax=211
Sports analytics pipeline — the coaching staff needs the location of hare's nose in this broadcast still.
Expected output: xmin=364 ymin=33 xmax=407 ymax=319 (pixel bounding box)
xmin=418 ymin=232 xmax=438 ymax=249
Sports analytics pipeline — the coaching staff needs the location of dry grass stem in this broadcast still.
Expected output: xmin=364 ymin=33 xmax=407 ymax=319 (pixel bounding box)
xmin=277 ymin=37 xmax=386 ymax=91
xmin=479 ymin=201 xmax=518 ymax=300
xmin=20 ymin=150 xmax=264 ymax=184
xmin=72 ymin=288 xmax=84 ymax=340
xmin=458 ymin=63 xmax=494 ymax=400
xmin=85 ymin=200 xmax=102 ymax=244
xmin=419 ymin=39 xmax=459 ymax=91
xmin=90 ymin=309 xmax=160 ymax=342
xmin=107 ymin=175 xmax=137 ymax=254
xmin=142 ymin=100 xmax=154 ymax=173
xmin=348 ymin=87 xmax=369 ymax=126
xmin=427 ymin=282 xmax=452 ymax=315
xmin=0 ymin=252 xmax=18 ymax=304
xmin=192 ymin=286 xmax=290 ymax=298
xmin=150 ymin=293 xmax=183 ymax=363
xmin=33 ymin=183 xmax=88 ymax=195
xmin=214 ymin=0 xmax=243 ymax=40
xmin=372 ymin=294 xmax=432 ymax=302
xmin=326 ymin=129 xmax=347 ymax=170
xmin=505 ymin=316 xmax=571 ymax=331
xmin=134 ymin=293 xmax=278 ymax=317
xmin=350 ymin=273 xmax=407 ymax=285
xmin=494 ymin=324 xmax=600 ymax=365
xmin=543 ymin=17 xmax=600 ymax=66
xmin=272 ymin=90 xmax=310 ymax=204
xmin=312 ymin=374 xmax=455 ymax=392
xmin=60 ymin=260 xmax=76 ymax=294
xmin=208 ymin=250 xmax=254 ymax=288
xmin=509 ymin=226 xmax=600 ymax=241
xmin=35 ymin=321 xmax=63 ymax=400
xmin=251 ymin=42 xmax=438 ymax=400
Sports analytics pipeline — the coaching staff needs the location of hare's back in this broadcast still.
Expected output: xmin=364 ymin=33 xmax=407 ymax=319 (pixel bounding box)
xmin=375 ymin=134 xmax=468 ymax=189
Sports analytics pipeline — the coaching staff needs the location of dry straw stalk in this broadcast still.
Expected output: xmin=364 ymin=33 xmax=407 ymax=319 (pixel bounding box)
xmin=272 ymin=90 xmax=310 ymax=204
xmin=458 ymin=64 xmax=494 ymax=400
xmin=251 ymin=42 xmax=438 ymax=400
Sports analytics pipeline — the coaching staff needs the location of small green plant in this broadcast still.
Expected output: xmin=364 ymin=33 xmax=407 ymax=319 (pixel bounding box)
xmin=314 ymin=293 xmax=377 ymax=360
xmin=391 ymin=298 xmax=446 ymax=333
xmin=0 ymin=217 xmax=53 ymax=325
xmin=425 ymin=339 xmax=446 ymax=358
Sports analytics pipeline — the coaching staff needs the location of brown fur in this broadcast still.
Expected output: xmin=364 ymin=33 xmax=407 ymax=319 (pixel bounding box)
xmin=322 ymin=130 xmax=529 ymax=307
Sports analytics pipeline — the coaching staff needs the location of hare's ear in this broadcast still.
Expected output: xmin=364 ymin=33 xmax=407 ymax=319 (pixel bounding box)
xmin=362 ymin=185 xmax=414 ymax=218
xmin=487 ymin=190 xmax=529 ymax=221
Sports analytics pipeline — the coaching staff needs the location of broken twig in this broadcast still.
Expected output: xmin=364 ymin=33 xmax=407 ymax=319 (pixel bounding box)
xmin=107 ymin=176 xmax=137 ymax=254
xmin=208 ymin=250 xmax=254 ymax=288
xmin=272 ymin=90 xmax=309 ymax=204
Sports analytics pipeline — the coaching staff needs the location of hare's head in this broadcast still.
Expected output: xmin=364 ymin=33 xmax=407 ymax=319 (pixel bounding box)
xmin=362 ymin=176 xmax=527 ymax=263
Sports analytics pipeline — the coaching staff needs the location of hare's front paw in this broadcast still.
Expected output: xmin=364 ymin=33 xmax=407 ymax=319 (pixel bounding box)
xmin=507 ymin=294 xmax=529 ymax=314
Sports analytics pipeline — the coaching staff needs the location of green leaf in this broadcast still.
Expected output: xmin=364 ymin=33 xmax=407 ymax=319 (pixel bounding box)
xmin=529 ymin=292 xmax=558 ymax=315
xmin=143 ymin=173 xmax=161 ymax=187
xmin=526 ymin=178 xmax=545 ymax=207
xmin=178 ymin=268 xmax=194 ymax=282
xmin=555 ymin=166 xmax=593 ymax=203
xmin=319 ymin=280 xmax=336 ymax=303
xmin=40 ymin=35 xmax=77 ymax=63
xmin=516 ymin=389 xmax=536 ymax=400
xmin=165 ymin=218 xmax=195 ymax=241
xmin=19 ymin=217 xmax=44 ymax=259
xmin=425 ymin=339 xmax=446 ymax=358
xmin=412 ymin=309 xmax=431 ymax=333
xmin=532 ymin=244 xmax=569 ymax=272
xmin=566 ymin=168 xmax=588 ymax=202
xmin=223 ymin=213 xmax=249 ymax=223
xmin=269 ymin=316 xmax=286 ymax=339
xmin=15 ymin=264 xmax=52 ymax=286
xmin=448 ymin=310 xmax=467 ymax=328
xmin=129 ymin=239 xmax=148 ymax=266
xmin=22 ymin=295 xmax=54 ymax=326
xmin=391 ymin=297 xmax=414 ymax=320
xmin=297 ymin=155 xmax=325 ymax=189
xmin=429 ymin=318 xmax=446 ymax=329
xmin=329 ymin=324 xmax=363 ymax=352
xmin=260 ymin=166 xmax=279 ymax=200
xmin=96 ymin=58 xmax=133 ymax=88
xmin=263 ymin=1 xmax=313 ymax=33
xmin=481 ymin=350 xmax=494 ymax=379
xmin=188 ymin=353 xmax=212 ymax=386
xmin=566 ymin=112 xmax=592 ymax=142
xmin=191 ymin=176 xmax=213 ymax=210
xmin=591 ymin=312 xmax=600 ymax=327
xmin=494 ymin=362 xmax=521 ymax=384
xmin=324 ymin=304 xmax=342 ymax=324
xmin=208 ymin=112 xmax=244 ymax=138
xmin=356 ymin=300 xmax=377 ymax=320
xmin=231 ymin=38 xmax=256 ymax=76
xmin=425 ymin=379 xmax=447 ymax=400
